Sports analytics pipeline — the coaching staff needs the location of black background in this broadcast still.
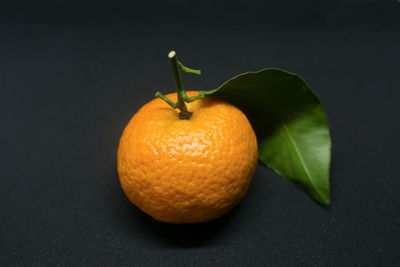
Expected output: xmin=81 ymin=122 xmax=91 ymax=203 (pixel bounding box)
xmin=1 ymin=1 xmax=400 ymax=266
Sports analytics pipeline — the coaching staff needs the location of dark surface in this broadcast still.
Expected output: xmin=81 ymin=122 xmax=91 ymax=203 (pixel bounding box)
xmin=1 ymin=1 xmax=400 ymax=266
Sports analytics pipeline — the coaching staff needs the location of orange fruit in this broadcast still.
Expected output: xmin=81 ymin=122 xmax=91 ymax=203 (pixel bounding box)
xmin=117 ymin=91 xmax=258 ymax=223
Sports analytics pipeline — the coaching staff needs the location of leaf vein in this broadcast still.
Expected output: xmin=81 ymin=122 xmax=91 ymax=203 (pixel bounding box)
xmin=280 ymin=123 xmax=325 ymax=202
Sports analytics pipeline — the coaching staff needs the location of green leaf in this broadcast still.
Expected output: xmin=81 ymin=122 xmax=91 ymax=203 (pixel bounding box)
xmin=211 ymin=68 xmax=331 ymax=205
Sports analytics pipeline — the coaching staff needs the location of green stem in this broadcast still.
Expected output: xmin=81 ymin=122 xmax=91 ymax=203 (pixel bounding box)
xmin=155 ymin=92 xmax=177 ymax=108
xmin=155 ymin=51 xmax=206 ymax=119
xmin=168 ymin=51 xmax=192 ymax=119
xmin=178 ymin=61 xmax=201 ymax=75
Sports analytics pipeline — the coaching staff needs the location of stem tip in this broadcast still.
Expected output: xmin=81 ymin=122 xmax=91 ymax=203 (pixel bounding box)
xmin=168 ymin=51 xmax=176 ymax=58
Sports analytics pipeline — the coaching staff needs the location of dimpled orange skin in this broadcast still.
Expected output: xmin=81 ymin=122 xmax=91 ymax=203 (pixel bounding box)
xmin=117 ymin=91 xmax=258 ymax=224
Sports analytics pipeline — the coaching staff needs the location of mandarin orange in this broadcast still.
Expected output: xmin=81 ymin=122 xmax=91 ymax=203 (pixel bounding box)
xmin=117 ymin=91 xmax=258 ymax=223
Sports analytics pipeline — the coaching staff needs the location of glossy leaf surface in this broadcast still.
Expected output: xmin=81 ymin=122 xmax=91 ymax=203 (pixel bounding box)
xmin=212 ymin=69 xmax=331 ymax=204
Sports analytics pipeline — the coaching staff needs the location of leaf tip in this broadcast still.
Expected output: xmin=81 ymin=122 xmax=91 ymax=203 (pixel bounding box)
xmin=317 ymin=194 xmax=330 ymax=206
